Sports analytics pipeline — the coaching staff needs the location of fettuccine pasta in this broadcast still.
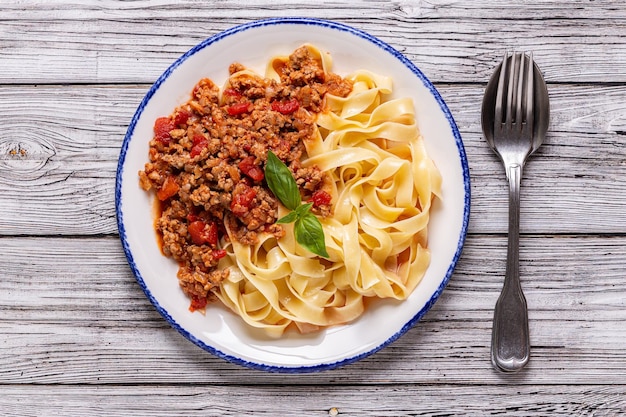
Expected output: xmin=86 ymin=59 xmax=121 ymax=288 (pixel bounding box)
xmin=139 ymin=45 xmax=441 ymax=337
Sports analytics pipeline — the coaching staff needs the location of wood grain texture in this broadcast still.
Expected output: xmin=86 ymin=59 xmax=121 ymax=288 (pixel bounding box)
xmin=0 ymin=2 xmax=625 ymax=84
xmin=1 ymin=235 xmax=626 ymax=386
xmin=0 ymin=385 xmax=625 ymax=417
xmin=2 ymin=1 xmax=626 ymax=415
xmin=1 ymin=84 xmax=625 ymax=235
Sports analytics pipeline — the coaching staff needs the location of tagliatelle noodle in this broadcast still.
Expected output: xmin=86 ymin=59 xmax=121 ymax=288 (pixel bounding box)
xmin=215 ymin=45 xmax=442 ymax=337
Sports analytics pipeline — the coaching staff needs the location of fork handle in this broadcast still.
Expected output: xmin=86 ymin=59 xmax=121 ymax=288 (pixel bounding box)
xmin=491 ymin=163 xmax=530 ymax=372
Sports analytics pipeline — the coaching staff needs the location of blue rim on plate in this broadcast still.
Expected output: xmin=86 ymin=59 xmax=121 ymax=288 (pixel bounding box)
xmin=115 ymin=17 xmax=471 ymax=373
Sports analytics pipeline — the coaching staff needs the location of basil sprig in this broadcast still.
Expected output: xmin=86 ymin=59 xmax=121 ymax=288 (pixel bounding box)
xmin=265 ymin=151 xmax=329 ymax=258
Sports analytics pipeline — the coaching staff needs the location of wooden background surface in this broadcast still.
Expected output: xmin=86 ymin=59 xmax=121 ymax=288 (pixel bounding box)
xmin=2 ymin=1 xmax=626 ymax=415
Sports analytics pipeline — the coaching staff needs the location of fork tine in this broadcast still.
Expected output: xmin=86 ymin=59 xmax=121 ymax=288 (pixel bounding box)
xmin=515 ymin=53 xmax=525 ymax=126
xmin=524 ymin=52 xmax=535 ymax=133
xmin=507 ymin=52 xmax=520 ymax=126
xmin=494 ymin=51 xmax=509 ymax=126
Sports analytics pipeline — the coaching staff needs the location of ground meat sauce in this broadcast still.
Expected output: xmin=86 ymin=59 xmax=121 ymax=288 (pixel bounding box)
xmin=138 ymin=46 xmax=353 ymax=312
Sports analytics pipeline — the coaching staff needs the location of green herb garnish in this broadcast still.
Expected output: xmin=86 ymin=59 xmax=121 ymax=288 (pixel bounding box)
xmin=265 ymin=151 xmax=329 ymax=258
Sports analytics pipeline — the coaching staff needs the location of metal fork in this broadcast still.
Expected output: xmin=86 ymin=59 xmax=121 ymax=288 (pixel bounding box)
xmin=481 ymin=52 xmax=549 ymax=372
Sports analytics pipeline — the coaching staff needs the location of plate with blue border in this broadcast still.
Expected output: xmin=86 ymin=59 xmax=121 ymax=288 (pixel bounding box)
xmin=116 ymin=17 xmax=470 ymax=373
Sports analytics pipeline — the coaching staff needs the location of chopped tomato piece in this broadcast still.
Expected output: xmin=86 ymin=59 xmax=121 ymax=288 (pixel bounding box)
xmin=238 ymin=156 xmax=264 ymax=182
xmin=206 ymin=222 xmax=218 ymax=246
xmin=213 ymin=249 xmax=227 ymax=259
xmin=271 ymin=98 xmax=300 ymax=115
xmin=223 ymin=88 xmax=242 ymax=98
xmin=226 ymin=102 xmax=251 ymax=116
xmin=156 ymin=176 xmax=179 ymax=201
xmin=187 ymin=221 xmax=205 ymax=245
xmin=154 ymin=117 xmax=175 ymax=144
xmin=188 ymin=220 xmax=218 ymax=246
xmin=189 ymin=297 xmax=207 ymax=312
xmin=230 ymin=185 xmax=257 ymax=216
xmin=311 ymin=190 xmax=332 ymax=207
xmin=190 ymin=134 xmax=208 ymax=157
xmin=173 ymin=109 xmax=191 ymax=126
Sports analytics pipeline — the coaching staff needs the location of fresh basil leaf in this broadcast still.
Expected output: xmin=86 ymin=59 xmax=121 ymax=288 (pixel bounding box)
xmin=276 ymin=211 xmax=298 ymax=224
xmin=294 ymin=202 xmax=312 ymax=217
xmin=294 ymin=213 xmax=329 ymax=258
xmin=266 ymin=151 xmax=328 ymax=257
xmin=265 ymin=151 xmax=301 ymax=211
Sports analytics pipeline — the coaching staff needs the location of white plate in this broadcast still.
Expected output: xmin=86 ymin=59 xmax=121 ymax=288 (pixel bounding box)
xmin=116 ymin=18 xmax=470 ymax=372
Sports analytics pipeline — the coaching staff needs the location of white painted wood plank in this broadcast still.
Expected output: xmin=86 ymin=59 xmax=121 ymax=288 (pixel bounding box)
xmin=1 ymin=1 xmax=625 ymax=413
xmin=1 ymin=84 xmax=625 ymax=235
xmin=0 ymin=4 xmax=625 ymax=83
xmin=0 ymin=384 xmax=624 ymax=417
xmin=3 ymin=0 xmax=624 ymax=20
xmin=1 ymin=235 xmax=625 ymax=384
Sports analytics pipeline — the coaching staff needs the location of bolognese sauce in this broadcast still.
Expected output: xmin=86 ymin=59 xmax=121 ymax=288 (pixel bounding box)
xmin=138 ymin=46 xmax=352 ymax=312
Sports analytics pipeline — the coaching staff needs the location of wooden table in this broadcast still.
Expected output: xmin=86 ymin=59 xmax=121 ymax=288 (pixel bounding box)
xmin=2 ymin=1 xmax=626 ymax=415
